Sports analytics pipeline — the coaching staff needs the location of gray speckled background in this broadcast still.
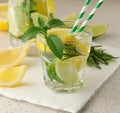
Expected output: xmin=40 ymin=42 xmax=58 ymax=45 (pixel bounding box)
xmin=0 ymin=0 xmax=120 ymax=113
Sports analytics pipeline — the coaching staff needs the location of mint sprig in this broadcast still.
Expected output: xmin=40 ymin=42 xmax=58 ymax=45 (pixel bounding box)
xmin=47 ymin=35 xmax=64 ymax=59
xmin=22 ymin=17 xmax=65 ymax=59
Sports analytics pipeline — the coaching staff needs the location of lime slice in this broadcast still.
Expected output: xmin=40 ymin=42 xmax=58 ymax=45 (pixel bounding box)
xmin=31 ymin=12 xmax=48 ymax=26
xmin=56 ymin=59 xmax=79 ymax=84
xmin=90 ymin=24 xmax=108 ymax=38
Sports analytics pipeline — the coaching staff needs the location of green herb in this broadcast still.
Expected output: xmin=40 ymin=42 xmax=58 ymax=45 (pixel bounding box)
xmin=46 ymin=62 xmax=64 ymax=83
xmin=46 ymin=35 xmax=64 ymax=59
xmin=62 ymin=44 xmax=84 ymax=60
xmin=22 ymin=17 xmax=65 ymax=59
xmin=87 ymin=46 xmax=117 ymax=69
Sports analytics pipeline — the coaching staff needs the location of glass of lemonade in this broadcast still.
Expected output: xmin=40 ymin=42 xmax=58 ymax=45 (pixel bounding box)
xmin=39 ymin=23 xmax=92 ymax=92
xmin=8 ymin=0 xmax=51 ymax=56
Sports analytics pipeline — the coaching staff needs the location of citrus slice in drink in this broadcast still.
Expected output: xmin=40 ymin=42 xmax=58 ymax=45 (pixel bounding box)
xmin=0 ymin=65 xmax=26 ymax=87
xmin=55 ymin=59 xmax=79 ymax=84
xmin=0 ymin=44 xmax=29 ymax=68
xmin=63 ymin=35 xmax=89 ymax=56
xmin=48 ymin=28 xmax=69 ymax=39
xmin=0 ymin=3 xmax=8 ymax=30
xmin=90 ymin=24 xmax=108 ymax=38
xmin=72 ymin=56 xmax=86 ymax=71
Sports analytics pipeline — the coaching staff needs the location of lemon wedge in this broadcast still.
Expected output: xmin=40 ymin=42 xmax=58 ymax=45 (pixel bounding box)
xmin=0 ymin=3 xmax=8 ymax=30
xmin=0 ymin=65 xmax=26 ymax=87
xmin=0 ymin=45 xmax=29 ymax=68
xmin=90 ymin=24 xmax=108 ymax=38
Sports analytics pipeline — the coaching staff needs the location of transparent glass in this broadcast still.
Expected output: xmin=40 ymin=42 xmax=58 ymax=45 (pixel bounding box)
xmin=40 ymin=24 xmax=92 ymax=92
xmin=8 ymin=0 xmax=48 ymax=56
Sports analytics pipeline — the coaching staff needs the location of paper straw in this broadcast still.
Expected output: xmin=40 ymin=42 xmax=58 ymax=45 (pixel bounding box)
xmin=70 ymin=0 xmax=91 ymax=33
xmin=78 ymin=0 xmax=104 ymax=32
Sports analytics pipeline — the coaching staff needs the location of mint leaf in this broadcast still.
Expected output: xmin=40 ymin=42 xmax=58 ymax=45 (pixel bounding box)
xmin=46 ymin=35 xmax=64 ymax=59
xmin=22 ymin=27 xmax=45 ymax=42
xmin=44 ymin=19 xmax=65 ymax=30
xmin=38 ymin=17 xmax=45 ymax=28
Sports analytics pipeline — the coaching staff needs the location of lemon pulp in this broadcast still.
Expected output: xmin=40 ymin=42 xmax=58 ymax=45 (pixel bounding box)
xmin=0 ymin=65 xmax=26 ymax=87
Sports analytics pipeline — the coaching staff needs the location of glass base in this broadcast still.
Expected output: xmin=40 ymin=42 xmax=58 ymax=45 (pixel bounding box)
xmin=44 ymin=79 xmax=84 ymax=93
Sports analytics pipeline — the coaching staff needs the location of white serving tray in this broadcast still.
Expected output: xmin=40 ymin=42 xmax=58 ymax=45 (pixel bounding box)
xmin=0 ymin=43 xmax=120 ymax=113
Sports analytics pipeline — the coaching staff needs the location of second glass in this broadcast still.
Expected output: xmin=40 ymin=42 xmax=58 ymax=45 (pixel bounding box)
xmin=8 ymin=0 xmax=54 ymax=56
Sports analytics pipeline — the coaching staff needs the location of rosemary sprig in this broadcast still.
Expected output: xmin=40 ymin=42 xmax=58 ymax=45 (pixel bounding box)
xmin=87 ymin=45 xmax=117 ymax=69
xmin=62 ymin=44 xmax=84 ymax=60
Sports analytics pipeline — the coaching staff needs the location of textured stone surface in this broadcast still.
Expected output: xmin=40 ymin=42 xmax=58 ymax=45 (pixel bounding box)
xmin=0 ymin=0 xmax=120 ymax=113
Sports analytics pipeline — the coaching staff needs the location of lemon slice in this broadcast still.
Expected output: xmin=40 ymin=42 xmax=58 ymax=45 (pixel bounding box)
xmin=63 ymin=35 xmax=89 ymax=56
xmin=91 ymin=24 xmax=108 ymax=38
xmin=0 ymin=3 xmax=8 ymax=30
xmin=48 ymin=28 xmax=69 ymax=39
xmin=0 ymin=65 xmax=26 ymax=87
xmin=72 ymin=56 xmax=86 ymax=71
xmin=0 ymin=45 xmax=29 ymax=68
xmin=55 ymin=59 xmax=79 ymax=84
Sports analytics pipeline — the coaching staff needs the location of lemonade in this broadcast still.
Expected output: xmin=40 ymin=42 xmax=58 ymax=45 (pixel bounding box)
xmin=41 ymin=25 xmax=92 ymax=92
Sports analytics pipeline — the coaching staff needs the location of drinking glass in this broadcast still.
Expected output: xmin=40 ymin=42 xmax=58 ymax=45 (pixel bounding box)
xmin=39 ymin=24 xmax=92 ymax=92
